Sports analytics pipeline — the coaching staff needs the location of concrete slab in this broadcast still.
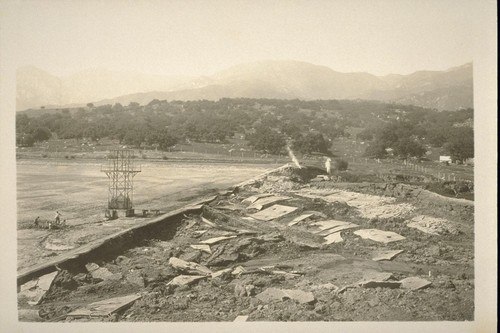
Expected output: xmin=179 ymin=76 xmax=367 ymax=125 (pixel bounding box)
xmin=249 ymin=204 xmax=298 ymax=221
xmin=399 ymin=277 xmax=432 ymax=290
xmin=318 ymin=223 xmax=359 ymax=236
xmin=190 ymin=244 xmax=212 ymax=254
xmin=167 ymin=275 xmax=206 ymax=286
xmin=242 ymin=193 xmax=273 ymax=204
xmin=312 ymin=220 xmax=351 ymax=231
xmin=323 ymin=232 xmax=343 ymax=244
xmin=199 ymin=235 xmax=237 ymax=245
xmin=67 ymin=293 xmax=142 ymax=317
xmin=18 ymin=271 xmax=58 ymax=306
xmin=354 ymin=229 xmax=406 ymax=244
xmin=211 ymin=268 xmax=233 ymax=279
xmin=372 ymin=250 xmax=404 ymax=261
xmin=247 ymin=196 xmax=291 ymax=210
xmin=234 ymin=315 xmax=249 ymax=322
xmin=287 ymin=213 xmax=314 ymax=226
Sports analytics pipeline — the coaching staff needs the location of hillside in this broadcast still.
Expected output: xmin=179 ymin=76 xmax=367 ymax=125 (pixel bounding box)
xmin=17 ymin=61 xmax=473 ymax=111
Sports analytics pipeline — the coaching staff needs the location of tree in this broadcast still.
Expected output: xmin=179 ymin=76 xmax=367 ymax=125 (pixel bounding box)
xmin=393 ymin=137 xmax=426 ymax=159
xmin=87 ymin=103 xmax=94 ymax=108
xmin=444 ymin=127 xmax=474 ymax=162
xmin=293 ymin=132 xmax=330 ymax=155
xmin=248 ymin=126 xmax=286 ymax=155
xmin=32 ymin=127 xmax=52 ymax=142
xmin=364 ymin=141 xmax=387 ymax=158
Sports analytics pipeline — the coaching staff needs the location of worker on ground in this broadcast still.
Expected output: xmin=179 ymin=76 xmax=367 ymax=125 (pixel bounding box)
xmin=325 ymin=158 xmax=332 ymax=175
xmin=55 ymin=211 xmax=62 ymax=226
xmin=34 ymin=216 xmax=40 ymax=228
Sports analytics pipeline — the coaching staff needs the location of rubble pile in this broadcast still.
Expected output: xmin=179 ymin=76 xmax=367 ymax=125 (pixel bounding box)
xmin=18 ymin=166 xmax=474 ymax=322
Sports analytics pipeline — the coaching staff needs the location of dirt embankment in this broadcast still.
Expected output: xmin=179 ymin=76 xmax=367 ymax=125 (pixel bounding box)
xmin=320 ymin=182 xmax=474 ymax=225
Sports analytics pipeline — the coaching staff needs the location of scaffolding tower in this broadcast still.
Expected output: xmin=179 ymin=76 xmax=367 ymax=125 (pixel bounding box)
xmin=101 ymin=150 xmax=141 ymax=213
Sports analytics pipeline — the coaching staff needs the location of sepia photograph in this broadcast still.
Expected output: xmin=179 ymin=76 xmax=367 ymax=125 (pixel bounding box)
xmin=0 ymin=0 xmax=497 ymax=332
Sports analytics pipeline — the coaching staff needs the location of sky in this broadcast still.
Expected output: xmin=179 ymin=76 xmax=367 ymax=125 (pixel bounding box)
xmin=5 ymin=0 xmax=486 ymax=77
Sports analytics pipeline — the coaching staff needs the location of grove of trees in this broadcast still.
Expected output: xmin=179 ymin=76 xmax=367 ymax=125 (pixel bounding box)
xmin=16 ymin=98 xmax=473 ymax=161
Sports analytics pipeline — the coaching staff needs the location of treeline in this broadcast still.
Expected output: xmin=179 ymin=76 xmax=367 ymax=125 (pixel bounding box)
xmin=16 ymin=98 xmax=473 ymax=160
xmin=361 ymin=108 xmax=473 ymax=162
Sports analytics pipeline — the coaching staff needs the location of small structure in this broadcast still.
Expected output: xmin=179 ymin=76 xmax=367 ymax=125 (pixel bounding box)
xmin=439 ymin=155 xmax=452 ymax=164
xmin=101 ymin=150 xmax=141 ymax=218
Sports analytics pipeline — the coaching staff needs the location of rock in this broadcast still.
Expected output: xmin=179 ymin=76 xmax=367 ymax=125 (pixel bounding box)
xmin=234 ymin=282 xmax=247 ymax=297
xmin=168 ymin=257 xmax=212 ymax=276
xmin=126 ymin=270 xmax=145 ymax=287
xmin=234 ymin=315 xmax=249 ymax=322
xmin=180 ymin=250 xmax=202 ymax=263
xmin=399 ymin=277 xmax=432 ymax=290
xmin=245 ymin=284 xmax=256 ymax=296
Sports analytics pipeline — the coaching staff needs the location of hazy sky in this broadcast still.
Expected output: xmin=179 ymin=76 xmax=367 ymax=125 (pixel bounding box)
xmin=11 ymin=0 xmax=482 ymax=77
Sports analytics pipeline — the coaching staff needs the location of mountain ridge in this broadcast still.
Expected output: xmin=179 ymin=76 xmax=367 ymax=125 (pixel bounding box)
xmin=17 ymin=60 xmax=473 ymax=111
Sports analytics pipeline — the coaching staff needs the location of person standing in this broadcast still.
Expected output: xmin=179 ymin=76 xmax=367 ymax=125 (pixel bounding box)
xmin=325 ymin=158 xmax=332 ymax=175
xmin=34 ymin=216 xmax=40 ymax=228
xmin=55 ymin=211 xmax=62 ymax=225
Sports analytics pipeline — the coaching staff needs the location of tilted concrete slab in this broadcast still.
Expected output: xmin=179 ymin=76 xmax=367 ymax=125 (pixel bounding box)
xmin=247 ymin=196 xmax=291 ymax=210
xmin=323 ymin=232 xmax=344 ymax=244
xmin=288 ymin=213 xmax=314 ymax=226
xmin=372 ymin=250 xmax=404 ymax=261
xmin=249 ymin=204 xmax=298 ymax=221
xmin=67 ymin=293 xmax=142 ymax=317
xmin=199 ymin=235 xmax=237 ymax=245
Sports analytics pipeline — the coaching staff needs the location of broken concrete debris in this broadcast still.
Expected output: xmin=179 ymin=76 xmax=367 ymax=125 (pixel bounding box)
xmin=354 ymin=229 xmax=406 ymax=244
xmin=19 ymin=271 xmax=58 ymax=305
xmin=287 ymin=213 xmax=314 ymax=226
xmin=167 ymin=275 xmax=207 ymax=287
xmin=399 ymin=277 xmax=432 ymax=290
xmin=85 ymin=262 xmax=121 ymax=281
xmin=211 ymin=268 xmax=233 ymax=279
xmin=168 ymin=257 xmax=212 ymax=276
xmin=199 ymin=235 xmax=237 ymax=245
xmin=371 ymin=250 xmax=404 ymax=261
xmin=190 ymin=244 xmax=212 ymax=254
xmin=67 ymin=293 xmax=142 ymax=317
xmin=316 ymin=223 xmax=359 ymax=236
xmin=323 ymin=232 xmax=344 ymax=244
xmin=256 ymin=288 xmax=316 ymax=304
xmin=242 ymin=193 xmax=273 ymax=205
xmin=231 ymin=266 xmax=247 ymax=276
xmin=407 ymin=215 xmax=460 ymax=235
xmin=249 ymin=204 xmax=298 ymax=221
xmin=247 ymin=196 xmax=291 ymax=210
